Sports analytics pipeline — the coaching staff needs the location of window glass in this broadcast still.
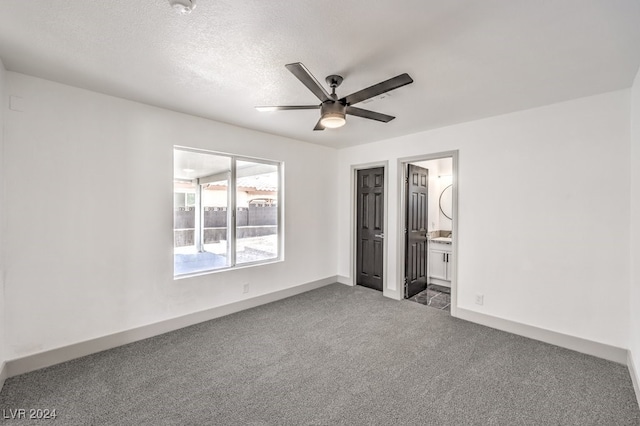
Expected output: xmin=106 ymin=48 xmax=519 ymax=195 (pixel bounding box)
xmin=173 ymin=148 xmax=281 ymax=277
xmin=236 ymin=160 xmax=279 ymax=264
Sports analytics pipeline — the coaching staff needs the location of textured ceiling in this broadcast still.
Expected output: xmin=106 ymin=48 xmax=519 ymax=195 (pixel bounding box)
xmin=1 ymin=1 xmax=639 ymax=148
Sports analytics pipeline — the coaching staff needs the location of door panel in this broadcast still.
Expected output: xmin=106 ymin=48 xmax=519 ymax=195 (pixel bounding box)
xmin=357 ymin=167 xmax=384 ymax=291
xmin=405 ymin=164 xmax=429 ymax=298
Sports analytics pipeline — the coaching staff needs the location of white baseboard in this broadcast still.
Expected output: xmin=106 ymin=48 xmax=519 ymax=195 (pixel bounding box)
xmin=337 ymin=276 xmax=402 ymax=300
xmin=629 ymin=351 xmax=640 ymax=409
xmin=455 ymin=307 xmax=627 ymax=364
xmin=0 ymin=361 xmax=7 ymax=393
xmin=383 ymin=287 xmax=403 ymax=301
xmin=6 ymin=277 xmax=337 ymax=378
xmin=337 ymin=275 xmax=352 ymax=285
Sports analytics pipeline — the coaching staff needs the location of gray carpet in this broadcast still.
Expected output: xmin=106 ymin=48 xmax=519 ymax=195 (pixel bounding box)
xmin=1 ymin=283 xmax=639 ymax=425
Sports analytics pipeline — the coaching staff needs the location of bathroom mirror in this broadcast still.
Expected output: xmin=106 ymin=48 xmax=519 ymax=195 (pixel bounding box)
xmin=439 ymin=184 xmax=453 ymax=220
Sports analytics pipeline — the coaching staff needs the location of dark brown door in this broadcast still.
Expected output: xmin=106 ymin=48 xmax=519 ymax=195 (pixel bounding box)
xmin=405 ymin=164 xmax=429 ymax=298
xmin=357 ymin=167 xmax=384 ymax=291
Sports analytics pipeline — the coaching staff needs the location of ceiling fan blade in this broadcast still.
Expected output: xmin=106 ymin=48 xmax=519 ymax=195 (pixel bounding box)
xmin=313 ymin=118 xmax=325 ymax=131
xmin=285 ymin=63 xmax=332 ymax=102
xmin=255 ymin=105 xmax=320 ymax=111
xmin=346 ymin=106 xmax=395 ymax=123
xmin=341 ymin=73 xmax=413 ymax=106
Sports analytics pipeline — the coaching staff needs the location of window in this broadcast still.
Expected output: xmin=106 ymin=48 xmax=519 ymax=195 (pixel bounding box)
xmin=173 ymin=147 xmax=282 ymax=277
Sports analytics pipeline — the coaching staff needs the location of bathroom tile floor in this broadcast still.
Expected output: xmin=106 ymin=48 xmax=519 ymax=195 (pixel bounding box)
xmin=408 ymin=284 xmax=451 ymax=312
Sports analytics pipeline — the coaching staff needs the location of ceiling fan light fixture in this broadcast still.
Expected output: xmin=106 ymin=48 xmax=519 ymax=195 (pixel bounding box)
xmin=169 ymin=0 xmax=196 ymax=14
xmin=320 ymin=112 xmax=346 ymax=129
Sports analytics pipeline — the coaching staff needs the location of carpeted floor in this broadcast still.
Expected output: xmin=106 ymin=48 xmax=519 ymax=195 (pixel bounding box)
xmin=1 ymin=283 xmax=639 ymax=425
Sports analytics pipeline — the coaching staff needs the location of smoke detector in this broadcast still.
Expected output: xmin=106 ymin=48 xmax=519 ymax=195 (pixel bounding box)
xmin=169 ymin=0 xmax=196 ymax=14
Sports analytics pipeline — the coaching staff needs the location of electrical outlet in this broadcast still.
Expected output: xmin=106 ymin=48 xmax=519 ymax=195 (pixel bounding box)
xmin=243 ymin=283 xmax=250 ymax=294
xmin=475 ymin=294 xmax=484 ymax=305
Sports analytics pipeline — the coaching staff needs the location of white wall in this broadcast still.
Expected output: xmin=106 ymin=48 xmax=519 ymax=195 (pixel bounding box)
xmin=630 ymin=67 xmax=640 ymax=381
xmin=0 ymin=58 xmax=6 ymax=369
xmin=3 ymin=68 xmax=636 ymax=369
xmin=3 ymin=72 xmax=338 ymax=360
xmin=338 ymin=90 xmax=631 ymax=349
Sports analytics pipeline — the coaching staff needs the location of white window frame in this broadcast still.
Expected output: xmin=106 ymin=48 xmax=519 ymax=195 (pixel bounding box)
xmin=174 ymin=146 xmax=284 ymax=278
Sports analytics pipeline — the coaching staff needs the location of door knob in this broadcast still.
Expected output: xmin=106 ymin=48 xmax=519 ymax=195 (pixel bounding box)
xmin=374 ymin=233 xmax=385 ymax=238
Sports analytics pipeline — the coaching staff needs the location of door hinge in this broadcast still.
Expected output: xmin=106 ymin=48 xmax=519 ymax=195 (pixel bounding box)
xmin=404 ymin=277 xmax=409 ymax=298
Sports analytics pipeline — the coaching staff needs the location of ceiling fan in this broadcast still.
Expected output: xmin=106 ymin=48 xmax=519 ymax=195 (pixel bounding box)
xmin=256 ymin=62 xmax=414 ymax=131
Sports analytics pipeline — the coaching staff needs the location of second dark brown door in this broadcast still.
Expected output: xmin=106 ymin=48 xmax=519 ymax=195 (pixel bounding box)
xmin=405 ymin=164 xmax=429 ymax=298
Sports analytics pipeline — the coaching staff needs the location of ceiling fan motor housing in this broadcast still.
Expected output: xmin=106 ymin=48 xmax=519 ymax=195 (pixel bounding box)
xmin=321 ymin=100 xmax=346 ymax=115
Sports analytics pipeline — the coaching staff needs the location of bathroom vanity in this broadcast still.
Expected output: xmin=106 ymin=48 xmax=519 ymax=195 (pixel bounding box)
xmin=428 ymin=237 xmax=452 ymax=288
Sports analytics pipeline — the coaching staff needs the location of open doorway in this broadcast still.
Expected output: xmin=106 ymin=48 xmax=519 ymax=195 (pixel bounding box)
xmin=402 ymin=154 xmax=455 ymax=313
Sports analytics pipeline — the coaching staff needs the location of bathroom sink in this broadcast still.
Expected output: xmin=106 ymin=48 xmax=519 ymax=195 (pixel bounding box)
xmin=431 ymin=237 xmax=452 ymax=243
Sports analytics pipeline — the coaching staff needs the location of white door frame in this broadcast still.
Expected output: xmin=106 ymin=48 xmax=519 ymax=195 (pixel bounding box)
xmin=397 ymin=151 xmax=459 ymax=316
